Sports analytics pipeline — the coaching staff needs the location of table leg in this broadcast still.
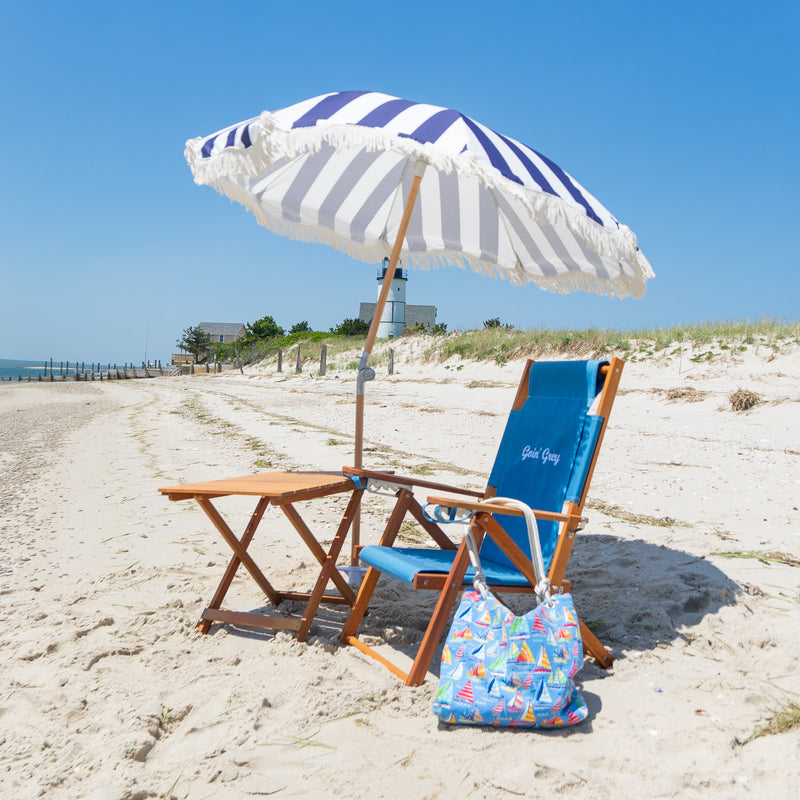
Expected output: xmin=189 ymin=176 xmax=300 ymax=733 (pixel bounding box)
xmin=296 ymin=489 xmax=364 ymax=642
xmin=196 ymin=496 xmax=279 ymax=633
xmin=279 ymin=503 xmax=357 ymax=603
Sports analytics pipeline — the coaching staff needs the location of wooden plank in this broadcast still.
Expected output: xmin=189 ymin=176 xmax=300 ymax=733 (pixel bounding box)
xmin=159 ymin=471 xmax=353 ymax=500
xmin=275 ymin=591 xmax=352 ymax=606
xmin=342 ymin=466 xmax=484 ymax=498
xmin=426 ymin=495 xmax=582 ymax=525
xmin=343 ymin=635 xmax=410 ymax=683
xmin=201 ymin=608 xmax=302 ymax=632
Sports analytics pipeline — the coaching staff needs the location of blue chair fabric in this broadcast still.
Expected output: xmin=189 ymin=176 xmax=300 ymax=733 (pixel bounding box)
xmin=359 ymin=359 xmax=608 ymax=584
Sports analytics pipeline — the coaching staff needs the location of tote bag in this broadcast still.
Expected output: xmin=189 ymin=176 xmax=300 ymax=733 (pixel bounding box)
xmin=432 ymin=498 xmax=588 ymax=727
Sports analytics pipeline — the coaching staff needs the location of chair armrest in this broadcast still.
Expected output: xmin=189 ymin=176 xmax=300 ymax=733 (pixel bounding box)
xmin=342 ymin=466 xmax=484 ymax=498
xmin=426 ymin=495 xmax=584 ymax=528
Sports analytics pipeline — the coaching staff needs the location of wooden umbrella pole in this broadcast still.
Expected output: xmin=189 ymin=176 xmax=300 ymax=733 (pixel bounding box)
xmin=350 ymin=161 xmax=426 ymax=563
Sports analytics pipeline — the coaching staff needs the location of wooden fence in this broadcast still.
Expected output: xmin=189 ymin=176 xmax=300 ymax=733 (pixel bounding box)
xmin=2 ymin=346 xmax=397 ymax=382
xmin=1 ymin=359 xmax=178 ymax=382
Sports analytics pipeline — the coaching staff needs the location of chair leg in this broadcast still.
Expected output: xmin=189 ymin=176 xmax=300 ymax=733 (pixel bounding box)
xmin=296 ymin=489 xmax=364 ymax=642
xmin=405 ymin=539 xmax=472 ymax=686
xmin=579 ymin=619 xmax=614 ymax=668
xmin=339 ymin=488 xmax=413 ymax=644
xmin=340 ymin=565 xmax=382 ymax=644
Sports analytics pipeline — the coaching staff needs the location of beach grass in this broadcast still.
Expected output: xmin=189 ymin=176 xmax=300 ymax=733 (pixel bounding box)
xmin=220 ymin=319 xmax=798 ymax=370
xmin=710 ymin=550 xmax=800 ymax=567
xmin=752 ymin=702 xmax=800 ymax=739
xmin=421 ymin=319 xmax=800 ymax=365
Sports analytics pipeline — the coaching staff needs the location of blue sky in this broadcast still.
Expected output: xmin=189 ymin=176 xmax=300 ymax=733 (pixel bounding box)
xmin=1 ymin=1 xmax=797 ymax=364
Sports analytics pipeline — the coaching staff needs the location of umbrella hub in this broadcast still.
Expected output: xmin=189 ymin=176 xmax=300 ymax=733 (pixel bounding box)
xmin=356 ymin=352 xmax=375 ymax=396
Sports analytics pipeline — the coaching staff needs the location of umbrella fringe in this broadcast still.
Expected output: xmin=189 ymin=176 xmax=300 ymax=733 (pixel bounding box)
xmin=187 ymin=114 xmax=653 ymax=298
xmin=197 ymin=173 xmax=647 ymax=299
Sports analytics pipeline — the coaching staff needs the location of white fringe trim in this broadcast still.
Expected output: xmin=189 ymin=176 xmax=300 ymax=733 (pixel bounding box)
xmin=185 ymin=114 xmax=654 ymax=299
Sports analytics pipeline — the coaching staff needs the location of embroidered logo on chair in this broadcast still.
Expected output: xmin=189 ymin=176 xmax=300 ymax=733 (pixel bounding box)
xmin=433 ymin=590 xmax=589 ymax=728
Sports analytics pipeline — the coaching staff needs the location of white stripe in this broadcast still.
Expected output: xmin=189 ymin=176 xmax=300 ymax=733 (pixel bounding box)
xmin=416 ymin=168 xmax=443 ymax=252
xmin=270 ymin=93 xmax=339 ymax=127
xmin=457 ymin=174 xmax=482 ymax=261
xmin=361 ymin=187 xmax=399 ymax=246
xmin=319 ymin=92 xmax=396 ymax=125
xmin=331 ymin=153 xmax=398 ymax=240
xmin=247 ymin=156 xmax=308 ymax=220
xmin=363 ymin=102 xmax=446 ymax=136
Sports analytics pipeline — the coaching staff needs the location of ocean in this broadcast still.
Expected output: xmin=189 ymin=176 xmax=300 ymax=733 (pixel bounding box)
xmin=0 ymin=358 xmax=113 ymax=381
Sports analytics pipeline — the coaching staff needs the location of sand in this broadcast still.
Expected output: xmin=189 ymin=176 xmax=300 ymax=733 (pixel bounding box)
xmin=1 ymin=340 xmax=799 ymax=799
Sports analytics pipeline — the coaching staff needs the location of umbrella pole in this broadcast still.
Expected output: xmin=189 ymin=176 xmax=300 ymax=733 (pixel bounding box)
xmin=350 ymin=161 xmax=426 ymax=564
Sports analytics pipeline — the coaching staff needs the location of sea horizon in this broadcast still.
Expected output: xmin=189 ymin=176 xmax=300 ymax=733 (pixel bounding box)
xmin=0 ymin=358 xmax=143 ymax=381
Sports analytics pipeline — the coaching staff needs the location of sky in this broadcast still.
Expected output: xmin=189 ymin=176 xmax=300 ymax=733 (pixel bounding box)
xmin=1 ymin=1 xmax=798 ymax=365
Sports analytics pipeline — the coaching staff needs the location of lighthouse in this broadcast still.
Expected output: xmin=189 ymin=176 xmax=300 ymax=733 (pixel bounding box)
xmin=375 ymin=257 xmax=407 ymax=339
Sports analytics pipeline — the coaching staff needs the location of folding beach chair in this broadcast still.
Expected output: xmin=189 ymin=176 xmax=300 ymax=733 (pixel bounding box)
xmin=339 ymin=358 xmax=623 ymax=686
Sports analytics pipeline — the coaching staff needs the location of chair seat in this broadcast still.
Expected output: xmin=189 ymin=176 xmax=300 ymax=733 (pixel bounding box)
xmin=359 ymin=545 xmax=537 ymax=588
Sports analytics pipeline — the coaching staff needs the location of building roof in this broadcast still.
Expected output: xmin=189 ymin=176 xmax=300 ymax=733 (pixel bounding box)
xmin=197 ymin=322 xmax=246 ymax=336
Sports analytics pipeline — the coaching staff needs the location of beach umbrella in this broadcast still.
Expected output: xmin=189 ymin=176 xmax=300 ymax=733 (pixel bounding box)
xmin=185 ymin=90 xmax=654 ymax=554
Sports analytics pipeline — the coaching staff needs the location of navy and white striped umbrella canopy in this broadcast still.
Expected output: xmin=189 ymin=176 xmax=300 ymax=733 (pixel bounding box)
xmin=186 ymin=91 xmax=653 ymax=298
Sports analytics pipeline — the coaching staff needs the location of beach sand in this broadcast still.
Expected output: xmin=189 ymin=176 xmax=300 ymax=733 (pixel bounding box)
xmin=1 ymin=340 xmax=799 ymax=799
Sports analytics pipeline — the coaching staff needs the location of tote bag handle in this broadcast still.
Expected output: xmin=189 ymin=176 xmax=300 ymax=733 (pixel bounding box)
xmin=464 ymin=497 xmax=552 ymax=605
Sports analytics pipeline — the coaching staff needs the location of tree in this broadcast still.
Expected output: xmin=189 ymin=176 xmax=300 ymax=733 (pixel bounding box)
xmin=246 ymin=315 xmax=284 ymax=340
xmin=330 ymin=317 xmax=370 ymax=336
xmin=289 ymin=320 xmax=311 ymax=334
xmin=177 ymin=326 xmax=211 ymax=363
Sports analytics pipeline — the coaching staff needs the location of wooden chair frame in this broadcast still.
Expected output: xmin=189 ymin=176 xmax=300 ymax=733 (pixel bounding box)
xmin=340 ymin=358 xmax=624 ymax=686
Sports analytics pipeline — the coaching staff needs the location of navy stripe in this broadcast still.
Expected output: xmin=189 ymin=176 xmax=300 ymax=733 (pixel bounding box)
xmin=201 ymin=134 xmax=219 ymax=158
xmin=528 ymin=147 xmax=603 ymax=226
xmin=494 ymin=132 xmax=558 ymax=198
xmin=404 ymin=108 xmax=462 ymax=144
xmin=226 ymin=127 xmax=239 ymax=148
xmin=461 ymin=117 xmax=523 ymax=186
xmin=292 ymin=90 xmax=370 ymax=129
xmin=241 ymin=123 xmax=252 ymax=148
xmin=357 ymin=98 xmax=416 ymax=128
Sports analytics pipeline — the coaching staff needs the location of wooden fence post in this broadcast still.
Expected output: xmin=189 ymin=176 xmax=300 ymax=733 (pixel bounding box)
xmin=319 ymin=344 xmax=327 ymax=376
xmin=388 ymin=347 xmax=394 ymax=375
xmin=277 ymin=349 xmax=283 ymax=372
xmin=295 ymin=346 xmax=302 ymax=373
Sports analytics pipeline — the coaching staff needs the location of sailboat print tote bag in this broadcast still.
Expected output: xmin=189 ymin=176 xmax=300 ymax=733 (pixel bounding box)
xmin=432 ymin=499 xmax=589 ymax=728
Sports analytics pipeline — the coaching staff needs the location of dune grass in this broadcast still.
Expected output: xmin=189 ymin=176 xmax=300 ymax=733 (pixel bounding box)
xmin=422 ymin=319 xmax=799 ymax=365
xmin=229 ymin=319 xmax=798 ymax=370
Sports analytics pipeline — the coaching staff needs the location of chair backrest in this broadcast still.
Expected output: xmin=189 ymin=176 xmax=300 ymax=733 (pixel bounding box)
xmin=481 ymin=359 xmax=610 ymax=571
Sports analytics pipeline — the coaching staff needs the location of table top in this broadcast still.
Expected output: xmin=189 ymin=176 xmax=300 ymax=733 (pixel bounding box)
xmin=159 ymin=471 xmax=355 ymax=502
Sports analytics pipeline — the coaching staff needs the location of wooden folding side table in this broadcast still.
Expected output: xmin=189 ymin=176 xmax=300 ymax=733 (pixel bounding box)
xmin=159 ymin=471 xmax=363 ymax=641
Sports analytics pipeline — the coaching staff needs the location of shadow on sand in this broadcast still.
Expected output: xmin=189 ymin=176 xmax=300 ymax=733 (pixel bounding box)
xmin=213 ymin=532 xmax=741 ymax=678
